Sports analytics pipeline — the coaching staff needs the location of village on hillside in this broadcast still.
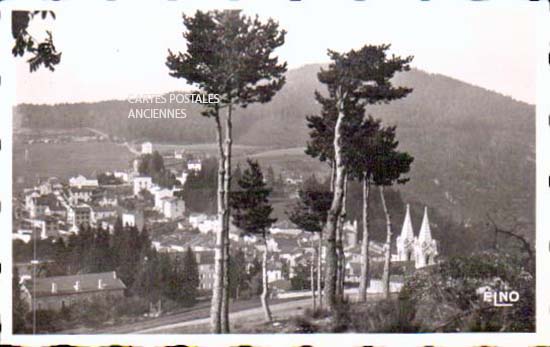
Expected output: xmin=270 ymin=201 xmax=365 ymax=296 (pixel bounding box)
xmin=13 ymin=138 xmax=440 ymax=332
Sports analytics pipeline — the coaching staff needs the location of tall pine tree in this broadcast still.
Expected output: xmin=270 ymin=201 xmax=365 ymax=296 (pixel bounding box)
xmin=370 ymin=126 xmax=414 ymax=298
xmin=343 ymin=116 xmax=383 ymax=302
xmin=316 ymin=44 xmax=412 ymax=310
xmin=287 ymin=178 xmax=331 ymax=310
xmin=230 ymin=159 xmax=277 ymax=322
xmin=167 ymin=10 xmax=287 ymax=333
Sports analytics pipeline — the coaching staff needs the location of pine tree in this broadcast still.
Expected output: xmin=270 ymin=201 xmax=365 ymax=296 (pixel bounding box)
xmin=287 ymin=179 xmax=331 ymax=310
xmin=305 ymin=73 xmax=369 ymax=303
xmin=167 ymin=10 xmax=287 ymax=333
xmin=230 ymin=159 xmax=277 ymax=322
xmin=343 ymin=116 xmax=383 ymax=302
xmin=316 ymin=44 xmax=412 ymax=310
xmin=370 ymin=126 xmax=414 ymax=299
xmin=90 ymin=227 xmax=112 ymax=273
xmin=182 ymin=247 xmax=200 ymax=306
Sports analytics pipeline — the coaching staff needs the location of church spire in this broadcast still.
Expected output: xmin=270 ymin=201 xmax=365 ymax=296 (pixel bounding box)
xmin=400 ymin=204 xmax=415 ymax=240
xmin=418 ymin=206 xmax=432 ymax=242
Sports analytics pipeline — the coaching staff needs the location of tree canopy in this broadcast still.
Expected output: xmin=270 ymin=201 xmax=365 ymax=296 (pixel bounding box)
xmin=166 ymin=10 xmax=287 ymax=115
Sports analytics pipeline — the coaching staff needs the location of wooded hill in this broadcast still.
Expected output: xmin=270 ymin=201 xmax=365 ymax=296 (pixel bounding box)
xmin=14 ymin=65 xmax=535 ymax=243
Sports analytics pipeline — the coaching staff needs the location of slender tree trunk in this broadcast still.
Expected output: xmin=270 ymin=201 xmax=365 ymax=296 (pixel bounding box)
xmin=335 ymin=219 xmax=342 ymax=300
xmin=310 ymin=234 xmax=317 ymax=311
xmin=221 ymin=217 xmax=230 ymax=332
xmin=261 ymin=236 xmax=273 ymax=322
xmin=317 ymin=229 xmax=323 ymax=310
xmin=324 ymin=99 xmax=346 ymax=311
xmin=379 ymin=186 xmax=393 ymax=299
xmin=336 ymin=173 xmax=348 ymax=299
xmin=319 ymin=163 xmax=335 ymax=310
xmin=221 ymin=104 xmax=233 ymax=333
xmin=330 ymin=162 xmax=336 ymax=192
xmin=210 ymin=113 xmax=226 ymax=334
xmin=359 ymin=175 xmax=370 ymax=302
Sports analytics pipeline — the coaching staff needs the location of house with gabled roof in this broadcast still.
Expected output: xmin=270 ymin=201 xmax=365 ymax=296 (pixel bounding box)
xmin=22 ymin=271 xmax=126 ymax=311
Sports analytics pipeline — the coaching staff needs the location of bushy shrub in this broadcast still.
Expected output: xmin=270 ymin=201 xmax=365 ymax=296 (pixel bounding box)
xmin=399 ymin=251 xmax=534 ymax=332
xmin=303 ymin=307 xmax=331 ymax=320
xmin=74 ymin=298 xmax=115 ymax=326
xmin=346 ymin=298 xmax=419 ymax=333
xmin=26 ymin=309 xmax=63 ymax=333
xmin=289 ymin=315 xmax=318 ymax=333
xmin=113 ymin=296 xmax=149 ymax=317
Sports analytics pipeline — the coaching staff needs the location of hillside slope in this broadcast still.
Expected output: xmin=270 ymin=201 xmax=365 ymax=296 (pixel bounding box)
xmin=14 ymin=65 xmax=535 ymax=232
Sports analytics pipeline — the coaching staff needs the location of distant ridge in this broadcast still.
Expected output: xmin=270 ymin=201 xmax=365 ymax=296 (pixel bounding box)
xmin=13 ymin=65 xmax=535 ymax=229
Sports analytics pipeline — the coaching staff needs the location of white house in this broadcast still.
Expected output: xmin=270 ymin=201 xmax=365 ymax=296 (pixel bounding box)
xmin=68 ymin=187 xmax=97 ymax=205
xmin=24 ymin=190 xmax=40 ymax=211
xmin=189 ymin=213 xmax=220 ymax=234
xmin=13 ymin=231 xmax=32 ymax=244
xmin=90 ymin=206 xmax=118 ymax=224
xmin=151 ymin=186 xmax=174 ymax=211
xmin=174 ymin=149 xmax=185 ymax=159
xmin=141 ymin=142 xmax=153 ymax=154
xmin=113 ymin=171 xmax=130 ymax=183
xmin=267 ymin=264 xmax=284 ymax=283
xmin=187 ymin=159 xmax=202 ymax=172
xmin=161 ymin=197 xmax=185 ymax=219
xmin=33 ymin=216 xmax=61 ymax=239
xmin=133 ymin=176 xmax=153 ymax=196
xmin=122 ymin=211 xmax=144 ymax=230
xmin=67 ymin=206 xmax=92 ymax=229
xmin=69 ymin=175 xmax=99 ymax=188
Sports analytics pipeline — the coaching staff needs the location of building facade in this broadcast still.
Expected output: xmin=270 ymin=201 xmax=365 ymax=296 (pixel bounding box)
xmin=22 ymin=271 xmax=126 ymax=311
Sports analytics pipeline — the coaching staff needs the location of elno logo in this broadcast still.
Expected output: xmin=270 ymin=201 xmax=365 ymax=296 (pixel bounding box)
xmin=483 ymin=290 xmax=520 ymax=307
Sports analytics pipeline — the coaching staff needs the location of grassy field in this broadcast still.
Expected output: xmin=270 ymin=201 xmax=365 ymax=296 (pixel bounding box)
xmin=234 ymin=147 xmax=329 ymax=178
xmin=13 ymin=137 xmax=329 ymax=195
xmin=13 ymin=141 xmax=134 ymax=191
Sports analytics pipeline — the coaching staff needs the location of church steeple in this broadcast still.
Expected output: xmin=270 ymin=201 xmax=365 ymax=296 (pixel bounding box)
xmin=418 ymin=206 xmax=432 ymax=242
xmin=400 ymin=204 xmax=415 ymax=240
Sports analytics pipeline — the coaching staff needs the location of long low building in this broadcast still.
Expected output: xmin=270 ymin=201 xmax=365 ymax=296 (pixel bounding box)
xmin=22 ymin=271 xmax=126 ymax=311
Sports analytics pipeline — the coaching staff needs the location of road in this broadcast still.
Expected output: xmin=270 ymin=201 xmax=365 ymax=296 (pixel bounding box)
xmin=69 ymin=296 xmax=311 ymax=334
xmin=137 ymin=297 xmax=314 ymax=334
xmin=138 ymin=291 xmax=387 ymax=334
xmin=74 ymin=290 xmax=384 ymax=334
xmin=85 ymin=127 xmax=141 ymax=156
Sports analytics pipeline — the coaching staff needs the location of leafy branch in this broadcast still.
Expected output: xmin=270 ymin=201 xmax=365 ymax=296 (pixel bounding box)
xmin=12 ymin=10 xmax=61 ymax=72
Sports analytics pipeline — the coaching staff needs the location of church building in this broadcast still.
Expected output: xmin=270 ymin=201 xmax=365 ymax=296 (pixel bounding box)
xmin=396 ymin=204 xmax=439 ymax=269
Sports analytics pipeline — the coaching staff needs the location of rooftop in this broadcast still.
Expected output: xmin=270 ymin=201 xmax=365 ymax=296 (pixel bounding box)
xmin=25 ymin=271 xmax=126 ymax=298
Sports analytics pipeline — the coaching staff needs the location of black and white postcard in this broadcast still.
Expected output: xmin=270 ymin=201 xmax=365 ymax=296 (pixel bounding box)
xmin=1 ymin=1 xmax=548 ymax=346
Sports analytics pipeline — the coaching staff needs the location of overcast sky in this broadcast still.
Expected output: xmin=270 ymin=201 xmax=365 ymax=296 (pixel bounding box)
xmin=14 ymin=1 xmax=539 ymax=104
